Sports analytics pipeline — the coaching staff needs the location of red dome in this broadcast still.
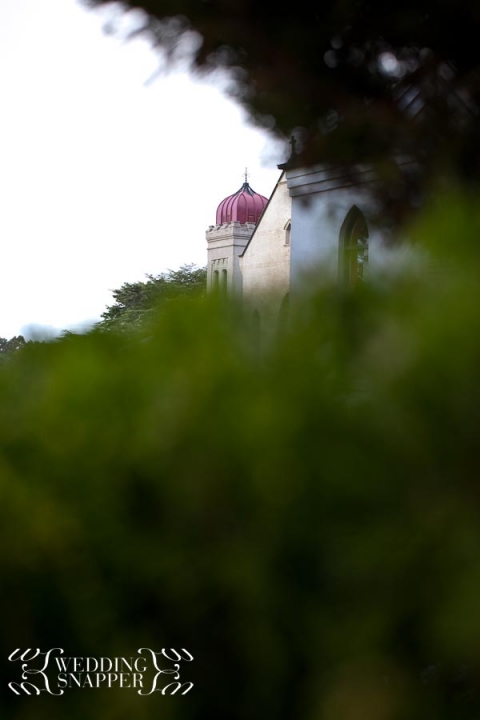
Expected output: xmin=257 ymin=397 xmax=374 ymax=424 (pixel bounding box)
xmin=216 ymin=182 xmax=268 ymax=225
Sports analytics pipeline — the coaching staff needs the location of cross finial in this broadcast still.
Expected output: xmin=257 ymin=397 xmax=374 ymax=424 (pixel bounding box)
xmin=289 ymin=135 xmax=297 ymax=156
xmin=244 ymin=167 xmax=248 ymax=183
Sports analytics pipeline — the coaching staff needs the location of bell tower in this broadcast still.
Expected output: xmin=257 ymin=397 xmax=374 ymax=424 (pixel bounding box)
xmin=206 ymin=172 xmax=268 ymax=295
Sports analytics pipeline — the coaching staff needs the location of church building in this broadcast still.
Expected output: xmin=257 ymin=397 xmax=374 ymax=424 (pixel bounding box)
xmin=206 ymin=163 xmax=387 ymax=315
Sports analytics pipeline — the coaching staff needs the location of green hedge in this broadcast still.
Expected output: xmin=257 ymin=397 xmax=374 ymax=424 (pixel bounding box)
xmin=2 ymin=196 xmax=480 ymax=720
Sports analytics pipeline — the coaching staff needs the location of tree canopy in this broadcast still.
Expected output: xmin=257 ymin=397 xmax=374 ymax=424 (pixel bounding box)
xmin=0 ymin=336 xmax=27 ymax=362
xmin=97 ymin=263 xmax=206 ymax=331
xmin=85 ymin=0 xmax=480 ymax=219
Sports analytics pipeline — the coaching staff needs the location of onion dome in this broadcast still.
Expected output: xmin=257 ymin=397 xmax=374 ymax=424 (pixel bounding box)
xmin=216 ymin=181 xmax=268 ymax=225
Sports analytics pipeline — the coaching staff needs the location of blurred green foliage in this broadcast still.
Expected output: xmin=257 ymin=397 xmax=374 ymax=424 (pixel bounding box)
xmin=2 ymin=196 xmax=480 ymax=719
xmin=86 ymin=0 xmax=480 ymax=220
xmin=0 ymin=336 xmax=27 ymax=363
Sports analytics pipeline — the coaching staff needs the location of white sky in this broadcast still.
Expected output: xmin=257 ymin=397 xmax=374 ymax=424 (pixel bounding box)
xmin=0 ymin=0 xmax=283 ymax=338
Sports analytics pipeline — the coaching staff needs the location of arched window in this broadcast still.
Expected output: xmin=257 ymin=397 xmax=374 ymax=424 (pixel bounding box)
xmin=221 ymin=268 xmax=228 ymax=293
xmin=284 ymin=220 xmax=291 ymax=246
xmin=338 ymin=206 xmax=369 ymax=287
xmin=213 ymin=269 xmax=219 ymax=291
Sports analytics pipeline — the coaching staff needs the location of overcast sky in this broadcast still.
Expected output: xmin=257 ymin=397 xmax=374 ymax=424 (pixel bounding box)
xmin=0 ymin=0 xmax=283 ymax=338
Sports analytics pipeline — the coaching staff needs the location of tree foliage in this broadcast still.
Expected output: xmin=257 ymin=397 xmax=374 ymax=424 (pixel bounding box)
xmin=0 ymin=336 xmax=27 ymax=362
xmin=84 ymin=0 xmax=480 ymax=219
xmin=97 ymin=263 xmax=206 ymax=331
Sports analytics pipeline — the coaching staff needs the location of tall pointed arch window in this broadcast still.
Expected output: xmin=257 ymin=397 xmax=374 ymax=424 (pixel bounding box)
xmin=338 ymin=206 xmax=369 ymax=287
